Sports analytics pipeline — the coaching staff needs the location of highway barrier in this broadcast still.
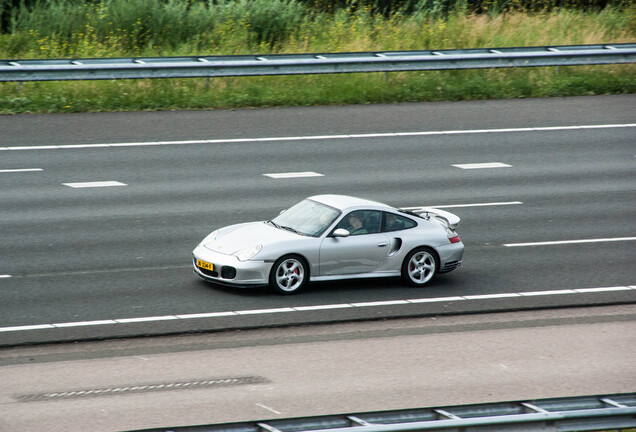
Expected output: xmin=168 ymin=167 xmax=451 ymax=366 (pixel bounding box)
xmin=1 ymin=43 xmax=635 ymax=82
xmin=131 ymin=393 xmax=636 ymax=432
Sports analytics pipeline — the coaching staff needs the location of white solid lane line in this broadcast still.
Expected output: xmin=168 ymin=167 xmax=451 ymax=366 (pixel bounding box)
xmin=115 ymin=316 xmax=178 ymax=323
xmin=62 ymin=181 xmax=127 ymax=188
xmin=463 ymin=293 xmax=521 ymax=299
xmin=0 ymin=275 xmax=12 ymax=278
xmin=1 ymin=285 xmax=633 ymax=333
xmin=0 ymin=168 xmax=43 ymax=173
xmin=452 ymin=162 xmax=512 ymax=169
xmin=53 ymin=320 xmax=117 ymax=328
xmin=263 ymin=172 xmax=324 ymax=179
xmin=504 ymin=237 xmax=636 ymax=247
xmin=1 ymin=324 xmax=54 ymax=331
xmin=2 ymin=123 xmax=635 ymax=151
xmin=575 ymin=286 xmax=633 ymax=293
xmin=235 ymin=308 xmax=296 ymax=315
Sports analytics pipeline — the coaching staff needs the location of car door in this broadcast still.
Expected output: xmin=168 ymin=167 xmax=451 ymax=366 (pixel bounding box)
xmin=318 ymin=210 xmax=390 ymax=276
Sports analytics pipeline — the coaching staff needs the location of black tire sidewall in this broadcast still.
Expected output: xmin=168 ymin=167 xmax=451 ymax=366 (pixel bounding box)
xmin=269 ymin=254 xmax=309 ymax=294
xmin=401 ymin=247 xmax=438 ymax=287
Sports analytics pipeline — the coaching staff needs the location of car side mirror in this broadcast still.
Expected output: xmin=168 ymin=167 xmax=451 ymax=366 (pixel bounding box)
xmin=332 ymin=228 xmax=350 ymax=238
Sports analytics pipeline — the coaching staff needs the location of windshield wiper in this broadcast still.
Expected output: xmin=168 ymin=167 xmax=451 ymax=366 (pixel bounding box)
xmin=266 ymin=220 xmax=281 ymax=229
xmin=267 ymin=220 xmax=306 ymax=236
xmin=279 ymin=225 xmax=305 ymax=236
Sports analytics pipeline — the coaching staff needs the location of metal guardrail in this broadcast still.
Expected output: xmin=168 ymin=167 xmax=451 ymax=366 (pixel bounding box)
xmin=132 ymin=393 xmax=636 ymax=432
xmin=1 ymin=43 xmax=635 ymax=82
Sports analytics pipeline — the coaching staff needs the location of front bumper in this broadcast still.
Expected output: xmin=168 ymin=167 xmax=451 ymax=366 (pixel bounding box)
xmin=192 ymin=244 xmax=272 ymax=287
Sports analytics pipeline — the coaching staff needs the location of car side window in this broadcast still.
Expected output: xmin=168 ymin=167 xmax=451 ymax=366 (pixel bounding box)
xmin=384 ymin=212 xmax=416 ymax=232
xmin=335 ymin=210 xmax=382 ymax=236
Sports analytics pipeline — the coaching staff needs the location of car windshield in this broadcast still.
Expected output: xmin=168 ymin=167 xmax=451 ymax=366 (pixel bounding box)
xmin=271 ymin=199 xmax=340 ymax=237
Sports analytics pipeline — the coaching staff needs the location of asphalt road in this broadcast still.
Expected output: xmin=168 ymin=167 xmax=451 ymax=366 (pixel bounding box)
xmin=1 ymin=306 xmax=634 ymax=432
xmin=1 ymin=95 xmax=635 ymax=345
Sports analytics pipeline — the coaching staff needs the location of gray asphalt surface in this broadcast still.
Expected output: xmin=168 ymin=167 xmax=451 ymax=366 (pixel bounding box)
xmin=1 ymin=305 xmax=634 ymax=432
xmin=1 ymin=95 xmax=635 ymax=345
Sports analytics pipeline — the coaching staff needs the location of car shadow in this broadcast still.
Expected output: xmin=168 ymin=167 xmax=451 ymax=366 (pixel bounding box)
xmin=195 ymin=274 xmax=458 ymax=299
xmin=195 ymin=279 xmax=272 ymax=297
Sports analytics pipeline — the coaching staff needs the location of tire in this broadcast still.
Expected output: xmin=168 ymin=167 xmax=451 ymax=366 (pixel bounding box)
xmin=269 ymin=255 xmax=308 ymax=294
xmin=401 ymin=247 xmax=438 ymax=286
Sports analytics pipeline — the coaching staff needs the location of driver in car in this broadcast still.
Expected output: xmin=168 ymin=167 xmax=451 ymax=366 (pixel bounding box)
xmin=347 ymin=213 xmax=368 ymax=235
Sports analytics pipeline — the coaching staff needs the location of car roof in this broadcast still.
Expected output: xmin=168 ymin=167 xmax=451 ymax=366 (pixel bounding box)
xmin=308 ymin=194 xmax=394 ymax=212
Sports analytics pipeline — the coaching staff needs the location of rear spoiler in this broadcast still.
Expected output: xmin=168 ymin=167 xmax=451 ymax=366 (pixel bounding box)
xmin=402 ymin=207 xmax=460 ymax=230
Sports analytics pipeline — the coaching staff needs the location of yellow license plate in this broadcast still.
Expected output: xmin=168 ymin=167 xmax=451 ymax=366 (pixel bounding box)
xmin=197 ymin=259 xmax=214 ymax=271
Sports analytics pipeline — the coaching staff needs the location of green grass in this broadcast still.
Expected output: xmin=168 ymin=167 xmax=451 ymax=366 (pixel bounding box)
xmin=0 ymin=0 xmax=634 ymax=114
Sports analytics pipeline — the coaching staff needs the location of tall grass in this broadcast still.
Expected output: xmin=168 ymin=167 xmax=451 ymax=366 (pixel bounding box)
xmin=0 ymin=0 xmax=634 ymax=113
xmin=3 ymin=0 xmax=309 ymax=55
xmin=4 ymin=0 xmax=633 ymax=57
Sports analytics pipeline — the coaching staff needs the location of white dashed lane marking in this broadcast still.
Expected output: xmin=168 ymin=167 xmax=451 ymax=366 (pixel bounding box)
xmin=62 ymin=181 xmax=127 ymax=188
xmin=452 ymin=162 xmax=512 ymax=169
xmin=403 ymin=201 xmax=522 ymax=210
xmin=0 ymin=285 xmax=633 ymax=333
xmin=263 ymin=172 xmax=324 ymax=179
xmin=0 ymin=168 xmax=43 ymax=173
xmin=504 ymin=237 xmax=636 ymax=247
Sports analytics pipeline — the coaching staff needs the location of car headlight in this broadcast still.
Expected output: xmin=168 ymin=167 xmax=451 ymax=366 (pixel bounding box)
xmin=232 ymin=244 xmax=262 ymax=261
xmin=199 ymin=229 xmax=219 ymax=246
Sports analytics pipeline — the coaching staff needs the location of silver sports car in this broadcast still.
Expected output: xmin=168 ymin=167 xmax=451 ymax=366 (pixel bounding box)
xmin=193 ymin=194 xmax=463 ymax=294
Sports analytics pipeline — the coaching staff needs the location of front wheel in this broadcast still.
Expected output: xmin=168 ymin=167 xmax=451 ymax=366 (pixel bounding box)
xmin=401 ymin=247 xmax=438 ymax=286
xmin=269 ymin=255 xmax=308 ymax=294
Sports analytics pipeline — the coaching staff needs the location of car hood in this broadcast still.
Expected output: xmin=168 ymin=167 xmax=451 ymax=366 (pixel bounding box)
xmin=202 ymin=221 xmax=300 ymax=255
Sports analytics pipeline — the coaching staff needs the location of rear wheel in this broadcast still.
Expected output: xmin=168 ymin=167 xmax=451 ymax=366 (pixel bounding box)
xmin=401 ymin=247 xmax=438 ymax=286
xmin=269 ymin=255 xmax=308 ymax=294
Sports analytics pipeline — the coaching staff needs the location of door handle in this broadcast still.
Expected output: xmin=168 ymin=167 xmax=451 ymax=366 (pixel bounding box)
xmin=377 ymin=242 xmax=388 ymax=247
